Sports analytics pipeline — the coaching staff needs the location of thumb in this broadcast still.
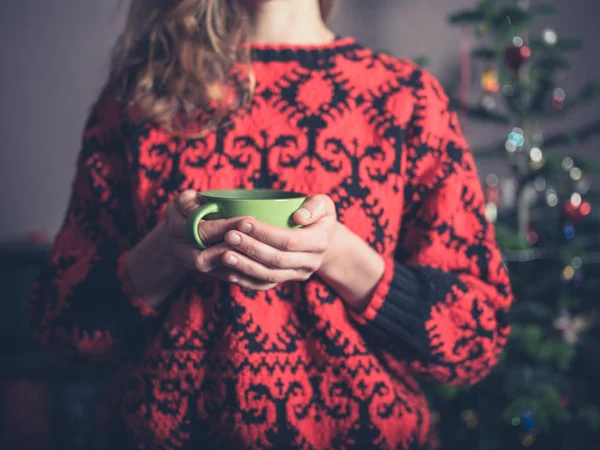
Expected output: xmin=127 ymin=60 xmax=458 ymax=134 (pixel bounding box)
xmin=293 ymin=195 xmax=334 ymax=226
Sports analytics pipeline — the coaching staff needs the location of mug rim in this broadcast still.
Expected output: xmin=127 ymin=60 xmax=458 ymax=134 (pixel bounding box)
xmin=198 ymin=188 xmax=307 ymax=201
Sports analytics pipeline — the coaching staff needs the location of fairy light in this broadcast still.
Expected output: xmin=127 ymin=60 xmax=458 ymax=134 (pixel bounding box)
xmin=563 ymin=265 xmax=575 ymax=280
xmin=546 ymin=189 xmax=558 ymax=207
xmin=562 ymin=157 xmax=574 ymax=170
xmin=580 ymin=202 xmax=592 ymax=216
xmin=553 ymin=88 xmax=566 ymax=102
xmin=564 ymin=225 xmax=576 ymax=240
xmin=571 ymin=192 xmax=582 ymax=207
xmin=533 ymin=177 xmax=546 ymax=191
xmin=543 ymin=28 xmax=558 ymax=46
xmin=570 ymin=167 xmax=583 ymax=181
xmin=572 ymin=257 xmax=583 ymax=270
xmin=530 ymin=147 xmax=543 ymax=162
xmin=522 ymin=434 xmax=535 ymax=447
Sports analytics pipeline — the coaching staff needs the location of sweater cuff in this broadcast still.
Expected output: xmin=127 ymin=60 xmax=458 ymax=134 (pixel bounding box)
xmin=117 ymin=252 xmax=160 ymax=318
xmin=349 ymin=258 xmax=432 ymax=360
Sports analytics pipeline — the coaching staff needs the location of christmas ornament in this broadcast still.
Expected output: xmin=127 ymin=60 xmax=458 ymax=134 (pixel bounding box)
xmin=554 ymin=311 xmax=596 ymax=344
xmin=563 ymin=224 xmax=576 ymax=239
xmin=522 ymin=433 xmax=535 ymax=447
xmin=527 ymin=222 xmax=538 ymax=245
xmin=553 ymin=88 xmax=566 ymax=110
xmin=504 ymin=41 xmax=531 ymax=72
xmin=563 ymin=196 xmax=591 ymax=223
xmin=481 ymin=69 xmax=500 ymax=93
xmin=521 ymin=411 xmax=535 ymax=430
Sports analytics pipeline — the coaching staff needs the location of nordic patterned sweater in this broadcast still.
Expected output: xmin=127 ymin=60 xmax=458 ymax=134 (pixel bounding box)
xmin=30 ymin=37 xmax=513 ymax=450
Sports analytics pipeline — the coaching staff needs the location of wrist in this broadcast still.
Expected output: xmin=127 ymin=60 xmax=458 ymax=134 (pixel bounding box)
xmin=318 ymin=221 xmax=347 ymax=276
xmin=317 ymin=222 xmax=385 ymax=311
xmin=126 ymin=221 xmax=187 ymax=309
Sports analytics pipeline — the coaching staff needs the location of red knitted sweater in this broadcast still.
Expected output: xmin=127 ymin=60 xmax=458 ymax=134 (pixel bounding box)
xmin=30 ymin=37 xmax=513 ymax=450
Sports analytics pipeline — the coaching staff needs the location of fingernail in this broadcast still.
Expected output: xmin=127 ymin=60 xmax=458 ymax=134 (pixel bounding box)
xmin=296 ymin=208 xmax=311 ymax=220
xmin=230 ymin=275 xmax=239 ymax=283
xmin=226 ymin=255 xmax=238 ymax=266
xmin=240 ymin=223 xmax=253 ymax=233
xmin=227 ymin=233 xmax=242 ymax=245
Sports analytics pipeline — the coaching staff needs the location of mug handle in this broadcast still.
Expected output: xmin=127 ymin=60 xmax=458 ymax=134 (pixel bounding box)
xmin=185 ymin=203 xmax=221 ymax=249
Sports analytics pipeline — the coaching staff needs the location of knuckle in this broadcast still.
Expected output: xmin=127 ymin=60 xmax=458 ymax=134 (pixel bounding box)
xmin=243 ymin=242 xmax=258 ymax=259
xmin=283 ymin=235 xmax=298 ymax=251
xmin=197 ymin=223 xmax=212 ymax=244
xmin=272 ymin=252 xmax=287 ymax=268
xmin=267 ymin=272 xmax=280 ymax=284
xmin=314 ymin=237 xmax=329 ymax=253
xmin=195 ymin=255 xmax=209 ymax=273
xmin=307 ymin=260 xmax=321 ymax=272
xmin=255 ymin=227 xmax=270 ymax=243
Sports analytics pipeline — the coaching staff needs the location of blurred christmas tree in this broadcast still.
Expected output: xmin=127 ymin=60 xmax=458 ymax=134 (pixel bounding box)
xmin=424 ymin=1 xmax=600 ymax=450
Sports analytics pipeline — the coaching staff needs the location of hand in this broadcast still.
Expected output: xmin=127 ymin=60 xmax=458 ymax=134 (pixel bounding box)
xmin=220 ymin=194 xmax=340 ymax=290
xmin=164 ymin=190 xmax=248 ymax=280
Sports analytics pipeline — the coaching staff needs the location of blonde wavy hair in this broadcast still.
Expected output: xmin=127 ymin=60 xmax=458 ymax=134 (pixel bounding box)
xmin=105 ymin=0 xmax=336 ymax=131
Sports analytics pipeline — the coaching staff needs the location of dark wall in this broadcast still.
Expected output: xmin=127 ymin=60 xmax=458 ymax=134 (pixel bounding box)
xmin=1 ymin=0 xmax=598 ymax=240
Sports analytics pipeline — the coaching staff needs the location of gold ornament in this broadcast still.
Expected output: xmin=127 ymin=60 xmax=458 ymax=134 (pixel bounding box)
xmin=481 ymin=69 xmax=500 ymax=93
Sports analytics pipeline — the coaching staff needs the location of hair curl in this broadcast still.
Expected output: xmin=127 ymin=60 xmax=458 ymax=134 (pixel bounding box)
xmin=105 ymin=0 xmax=335 ymax=132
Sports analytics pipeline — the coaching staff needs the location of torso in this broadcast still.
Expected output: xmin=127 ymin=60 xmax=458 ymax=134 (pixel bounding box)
xmin=107 ymin=38 xmax=430 ymax=450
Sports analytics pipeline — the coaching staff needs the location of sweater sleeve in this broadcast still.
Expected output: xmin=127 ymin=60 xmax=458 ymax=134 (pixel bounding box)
xmin=29 ymin=96 xmax=163 ymax=366
xmin=351 ymin=69 xmax=513 ymax=386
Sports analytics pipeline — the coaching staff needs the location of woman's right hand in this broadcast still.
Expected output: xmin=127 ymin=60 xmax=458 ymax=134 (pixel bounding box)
xmin=128 ymin=190 xmax=278 ymax=309
xmin=165 ymin=190 xmax=280 ymax=290
xmin=164 ymin=190 xmax=244 ymax=275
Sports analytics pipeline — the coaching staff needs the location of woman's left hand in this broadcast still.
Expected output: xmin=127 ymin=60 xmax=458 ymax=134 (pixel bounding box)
xmin=219 ymin=194 xmax=339 ymax=290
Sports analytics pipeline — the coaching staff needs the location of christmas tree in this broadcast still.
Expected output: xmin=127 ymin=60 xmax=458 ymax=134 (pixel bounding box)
xmin=423 ymin=1 xmax=600 ymax=449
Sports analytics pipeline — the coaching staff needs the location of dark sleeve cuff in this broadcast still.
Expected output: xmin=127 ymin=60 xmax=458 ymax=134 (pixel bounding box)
xmin=348 ymin=258 xmax=434 ymax=361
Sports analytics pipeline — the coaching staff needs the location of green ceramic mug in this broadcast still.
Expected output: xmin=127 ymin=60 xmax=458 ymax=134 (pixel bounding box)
xmin=185 ymin=189 xmax=307 ymax=249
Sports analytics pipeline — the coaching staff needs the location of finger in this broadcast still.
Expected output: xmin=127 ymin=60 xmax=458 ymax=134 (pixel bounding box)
xmin=224 ymin=230 xmax=319 ymax=269
xmin=293 ymin=194 xmax=336 ymax=226
xmin=234 ymin=220 xmax=329 ymax=254
xmin=221 ymin=250 xmax=308 ymax=284
xmin=174 ymin=190 xmax=201 ymax=218
xmin=210 ymin=268 xmax=278 ymax=291
xmin=173 ymin=241 xmax=230 ymax=273
xmin=196 ymin=217 xmax=250 ymax=246
xmin=167 ymin=209 xmax=243 ymax=242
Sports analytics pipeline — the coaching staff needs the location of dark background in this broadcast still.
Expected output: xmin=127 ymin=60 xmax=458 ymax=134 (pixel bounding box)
xmin=0 ymin=0 xmax=599 ymax=240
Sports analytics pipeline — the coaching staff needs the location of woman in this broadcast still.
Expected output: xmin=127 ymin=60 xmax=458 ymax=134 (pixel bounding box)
xmin=30 ymin=0 xmax=513 ymax=448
